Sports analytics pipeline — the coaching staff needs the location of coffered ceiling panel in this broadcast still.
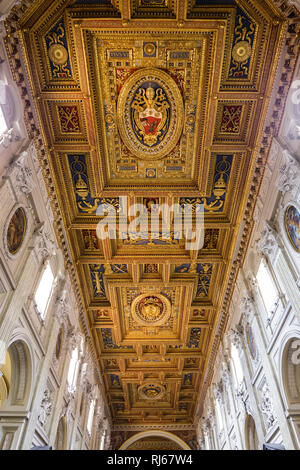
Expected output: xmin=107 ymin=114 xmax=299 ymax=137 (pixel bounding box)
xmin=12 ymin=0 xmax=288 ymax=426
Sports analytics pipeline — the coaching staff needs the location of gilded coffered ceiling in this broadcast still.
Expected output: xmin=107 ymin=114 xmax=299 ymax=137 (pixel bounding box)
xmin=6 ymin=0 xmax=293 ymax=427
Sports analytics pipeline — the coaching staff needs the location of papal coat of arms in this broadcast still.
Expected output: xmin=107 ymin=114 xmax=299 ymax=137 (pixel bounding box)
xmin=131 ymin=82 xmax=170 ymax=147
xmin=117 ymin=68 xmax=183 ymax=160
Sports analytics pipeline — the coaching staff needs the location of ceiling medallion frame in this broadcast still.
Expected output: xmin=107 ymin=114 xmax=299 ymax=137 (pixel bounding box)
xmin=131 ymin=293 xmax=171 ymax=326
xmin=4 ymin=204 xmax=28 ymax=259
xmin=117 ymin=68 xmax=184 ymax=160
xmin=138 ymin=382 xmax=166 ymax=401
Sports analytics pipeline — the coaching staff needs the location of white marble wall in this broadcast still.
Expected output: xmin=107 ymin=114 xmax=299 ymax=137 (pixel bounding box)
xmin=197 ymin=55 xmax=300 ymax=451
xmin=0 ymin=31 xmax=111 ymax=449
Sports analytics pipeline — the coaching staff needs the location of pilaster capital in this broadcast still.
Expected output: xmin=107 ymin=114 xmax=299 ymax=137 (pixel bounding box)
xmin=30 ymin=222 xmax=56 ymax=262
xmin=257 ymin=221 xmax=281 ymax=257
xmin=276 ymin=149 xmax=300 ymax=195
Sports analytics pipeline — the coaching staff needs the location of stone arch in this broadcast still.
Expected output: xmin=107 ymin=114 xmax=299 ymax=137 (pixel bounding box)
xmin=54 ymin=416 xmax=67 ymax=450
xmin=119 ymin=430 xmax=191 ymax=450
xmin=278 ymin=329 xmax=300 ymax=447
xmin=279 ymin=331 xmax=300 ymax=407
xmin=5 ymin=334 xmax=33 ymax=409
xmin=245 ymin=414 xmax=259 ymax=450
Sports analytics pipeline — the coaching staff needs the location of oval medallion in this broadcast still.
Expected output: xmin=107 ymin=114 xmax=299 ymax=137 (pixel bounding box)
xmin=131 ymin=293 xmax=171 ymax=326
xmin=117 ymin=68 xmax=184 ymax=160
xmin=284 ymin=205 xmax=300 ymax=253
xmin=6 ymin=207 xmax=27 ymax=255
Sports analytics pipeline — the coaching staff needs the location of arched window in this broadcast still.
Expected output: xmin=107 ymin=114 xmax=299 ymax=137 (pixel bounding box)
xmin=0 ymin=104 xmax=7 ymax=135
xmin=215 ymin=399 xmax=224 ymax=432
xmin=204 ymin=433 xmax=210 ymax=450
xmin=0 ymin=82 xmax=11 ymax=136
xmin=256 ymin=258 xmax=279 ymax=318
xmin=245 ymin=414 xmax=259 ymax=450
xmin=34 ymin=262 xmax=54 ymax=320
xmin=54 ymin=417 xmax=67 ymax=450
xmin=87 ymin=399 xmax=95 ymax=435
xmin=67 ymin=347 xmax=79 ymax=393
xmin=231 ymin=344 xmax=244 ymax=387
xmin=0 ymin=79 xmax=23 ymax=148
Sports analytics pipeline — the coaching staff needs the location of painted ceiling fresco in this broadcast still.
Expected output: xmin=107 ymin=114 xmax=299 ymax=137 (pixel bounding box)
xmin=9 ymin=0 xmax=290 ymax=428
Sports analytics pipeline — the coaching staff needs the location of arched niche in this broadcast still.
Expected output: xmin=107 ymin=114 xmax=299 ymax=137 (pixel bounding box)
xmin=277 ymin=331 xmax=300 ymax=448
xmin=281 ymin=336 xmax=300 ymax=407
xmin=54 ymin=417 xmax=67 ymax=450
xmin=119 ymin=430 xmax=191 ymax=450
xmin=4 ymin=338 xmax=33 ymax=409
xmin=245 ymin=414 xmax=259 ymax=450
xmin=0 ymin=350 xmax=11 ymax=409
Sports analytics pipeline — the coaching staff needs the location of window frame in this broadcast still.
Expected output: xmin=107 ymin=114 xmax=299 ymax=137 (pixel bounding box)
xmin=33 ymin=261 xmax=55 ymax=322
xmin=256 ymin=257 xmax=280 ymax=321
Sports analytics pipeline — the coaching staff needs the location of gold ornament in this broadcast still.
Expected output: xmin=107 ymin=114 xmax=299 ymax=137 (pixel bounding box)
xmin=232 ymin=41 xmax=252 ymax=63
xmin=131 ymin=293 xmax=171 ymax=326
xmin=117 ymin=68 xmax=184 ymax=160
xmin=48 ymin=43 xmax=69 ymax=65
